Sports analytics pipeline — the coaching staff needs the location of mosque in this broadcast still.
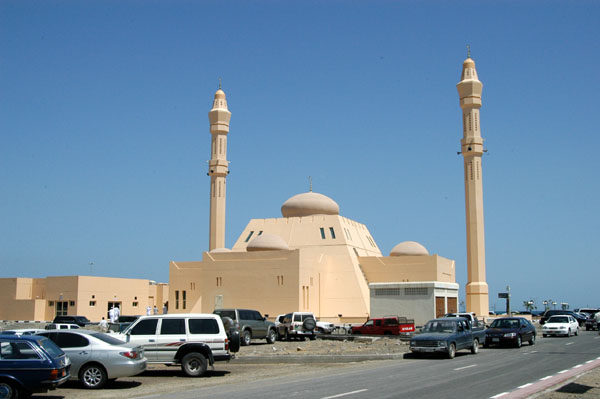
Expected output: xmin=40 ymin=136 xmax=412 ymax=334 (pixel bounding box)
xmin=168 ymin=55 xmax=490 ymax=325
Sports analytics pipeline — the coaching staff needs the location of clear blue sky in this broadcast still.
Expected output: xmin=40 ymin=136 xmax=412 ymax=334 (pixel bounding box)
xmin=1 ymin=1 xmax=599 ymax=312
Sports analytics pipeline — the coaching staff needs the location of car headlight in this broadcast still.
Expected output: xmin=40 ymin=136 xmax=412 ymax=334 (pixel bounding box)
xmin=438 ymin=341 xmax=447 ymax=347
xmin=504 ymin=333 xmax=516 ymax=338
xmin=559 ymin=326 xmax=567 ymax=330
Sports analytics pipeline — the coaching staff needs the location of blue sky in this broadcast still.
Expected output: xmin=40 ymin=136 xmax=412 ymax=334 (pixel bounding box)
xmin=1 ymin=1 xmax=599 ymax=312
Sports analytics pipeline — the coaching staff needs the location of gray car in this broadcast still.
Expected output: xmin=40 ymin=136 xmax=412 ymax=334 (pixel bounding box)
xmin=214 ymin=308 xmax=277 ymax=346
xmin=38 ymin=329 xmax=146 ymax=389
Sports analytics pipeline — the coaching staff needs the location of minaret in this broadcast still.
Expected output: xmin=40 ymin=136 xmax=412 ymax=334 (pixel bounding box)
xmin=208 ymin=85 xmax=231 ymax=250
xmin=457 ymin=52 xmax=489 ymax=317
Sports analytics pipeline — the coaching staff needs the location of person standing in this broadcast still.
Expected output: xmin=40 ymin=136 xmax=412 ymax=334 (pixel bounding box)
xmin=153 ymin=305 xmax=158 ymax=315
xmin=99 ymin=317 xmax=108 ymax=331
xmin=114 ymin=305 xmax=120 ymax=322
xmin=108 ymin=307 xmax=115 ymax=323
xmin=146 ymin=305 xmax=152 ymax=316
xmin=163 ymin=303 xmax=168 ymax=315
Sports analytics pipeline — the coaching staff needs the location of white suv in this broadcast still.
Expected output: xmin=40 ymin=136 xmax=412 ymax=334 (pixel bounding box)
xmin=118 ymin=314 xmax=239 ymax=377
xmin=277 ymin=312 xmax=317 ymax=340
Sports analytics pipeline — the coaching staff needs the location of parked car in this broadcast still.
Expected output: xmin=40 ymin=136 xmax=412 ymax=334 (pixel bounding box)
xmin=408 ymin=317 xmax=483 ymax=359
xmin=0 ymin=334 xmax=70 ymax=397
xmin=277 ymin=312 xmax=317 ymax=341
xmin=45 ymin=323 xmax=80 ymax=330
xmin=213 ymin=308 xmax=277 ymax=345
xmin=38 ymin=329 xmax=146 ymax=389
xmin=542 ymin=315 xmax=579 ymax=337
xmin=274 ymin=313 xmax=333 ymax=335
xmin=585 ymin=312 xmax=599 ymax=331
xmin=484 ymin=317 xmax=536 ymax=347
xmin=540 ymin=310 xmax=586 ymax=327
xmin=118 ymin=314 xmax=239 ymax=377
xmin=108 ymin=315 xmax=141 ymax=333
xmin=351 ymin=316 xmax=415 ymax=335
xmin=52 ymin=315 xmax=91 ymax=327
xmin=445 ymin=312 xmax=485 ymax=329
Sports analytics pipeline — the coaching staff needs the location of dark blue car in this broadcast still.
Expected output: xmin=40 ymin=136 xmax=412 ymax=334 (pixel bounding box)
xmin=0 ymin=334 xmax=70 ymax=398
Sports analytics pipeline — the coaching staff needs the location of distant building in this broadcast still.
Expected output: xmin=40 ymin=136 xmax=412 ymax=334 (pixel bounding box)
xmin=0 ymin=276 xmax=168 ymax=322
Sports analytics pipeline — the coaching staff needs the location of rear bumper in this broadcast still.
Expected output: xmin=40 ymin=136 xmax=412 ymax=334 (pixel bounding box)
xmin=103 ymin=358 xmax=147 ymax=379
xmin=213 ymin=353 xmax=232 ymax=362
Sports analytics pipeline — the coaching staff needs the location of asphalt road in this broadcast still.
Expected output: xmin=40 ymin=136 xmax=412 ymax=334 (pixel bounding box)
xmin=146 ymin=330 xmax=600 ymax=399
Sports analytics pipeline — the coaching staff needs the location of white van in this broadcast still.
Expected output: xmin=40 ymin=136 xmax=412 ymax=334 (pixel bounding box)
xmin=118 ymin=313 xmax=239 ymax=377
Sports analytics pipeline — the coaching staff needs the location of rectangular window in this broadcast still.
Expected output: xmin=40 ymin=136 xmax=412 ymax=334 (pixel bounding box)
xmin=405 ymin=287 xmax=428 ymax=296
xmin=375 ymin=288 xmax=401 ymax=296
xmin=89 ymin=301 xmax=96 ymax=307
xmin=175 ymin=290 xmax=179 ymax=310
xmin=245 ymin=231 xmax=254 ymax=242
xmin=320 ymin=228 xmax=326 ymax=239
xmin=182 ymin=290 xmax=187 ymax=310
xmin=48 ymin=301 xmax=54 ymax=307
xmin=132 ymin=302 xmax=138 ymax=307
xmin=69 ymin=301 xmax=75 ymax=307
xmin=329 ymin=227 xmax=336 ymax=239
xmin=161 ymin=318 xmax=186 ymax=335
xmin=189 ymin=318 xmax=219 ymax=334
xmin=258 ymin=230 xmax=263 ymax=235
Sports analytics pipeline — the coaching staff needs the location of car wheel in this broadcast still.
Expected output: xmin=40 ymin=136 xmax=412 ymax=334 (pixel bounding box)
xmin=316 ymin=327 xmax=325 ymax=334
xmin=575 ymin=328 xmax=579 ymax=336
xmin=542 ymin=334 xmax=547 ymax=338
xmin=242 ymin=330 xmax=252 ymax=346
xmin=181 ymin=352 xmax=207 ymax=377
xmin=586 ymin=326 xmax=590 ymax=331
xmin=447 ymin=343 xmax=456 ymax=359
xmin=309 ymin=334 xmax=316 ymax=341
xmin=0 ymin=380 xmax=19 ymax=399
xmin=516 ymin=335 xmax=522 ymax=348
xmin=303 ymin=318 xmax=316 ymax=331
xmin=567 ymin=329 xmax=571 ymax=337
xmin=471 ymin=339 xmax=479 ymax=354
xmin=79 ymin=363 xmax=108 ymax=389
xmin=529 ymin=334 xmax=536 ymax=345
xmin=266 ymin=329 xmax=277 ymax=344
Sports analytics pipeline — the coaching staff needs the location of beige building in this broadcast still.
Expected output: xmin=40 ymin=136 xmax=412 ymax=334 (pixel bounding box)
xmin=0 ymin=276 xmax=168 ymax=322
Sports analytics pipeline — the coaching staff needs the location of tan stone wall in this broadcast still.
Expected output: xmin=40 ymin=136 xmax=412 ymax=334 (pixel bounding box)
xmin=358 ymin=255 xmax=455 ymax=283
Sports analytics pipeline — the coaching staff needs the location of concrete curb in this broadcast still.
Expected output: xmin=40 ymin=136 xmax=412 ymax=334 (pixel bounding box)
xmin=233 ymin=353 xmax=405 ymax=363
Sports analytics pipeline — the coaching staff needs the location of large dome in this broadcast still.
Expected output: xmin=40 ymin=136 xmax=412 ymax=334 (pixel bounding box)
xmin=247 ymin=233 xmax=289 ymax=252
xmin=390 ymin=241 xmax=429 ymax=256
xmin=281 ymin=192 xmax=340 ymax=218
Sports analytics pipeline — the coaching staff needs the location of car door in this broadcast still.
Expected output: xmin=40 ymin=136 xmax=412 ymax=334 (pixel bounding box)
xmin=127 ymin=318 xmax=159 ymax=361
xmin=155 ymin=317 xmax=187 ymax=362
xmin=457 ymin=320 xmax=471 ymax=349
xmin=252 ymin=311 xmax=267 ymax=337
xmin=45 ymin=332 xmax=92 ymax=377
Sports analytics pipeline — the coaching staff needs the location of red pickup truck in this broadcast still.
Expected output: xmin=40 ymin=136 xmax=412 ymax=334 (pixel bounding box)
xmin=351 ymin=316 xmax=415 ymax=335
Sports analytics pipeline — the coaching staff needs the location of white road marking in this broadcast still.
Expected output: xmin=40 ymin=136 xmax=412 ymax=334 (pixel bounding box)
xmin=540 ymin=376 xmax=553 ymax=381
xmin=518 ymin=383 xmax=533 ymax=389
xmin=573 ymin=364 xmax=583 ymax=368
xmin=490 ymin=392 xmax=508 ymax=398
xmin=322 ymin=389 xmax=368 ymax=399
xmin=454 ymin=364 xmax=477 ymax=371
xmin=586 ymin=360 xmax=594 ymax=364
xmin=529 ymin=350 xmax=538 ymax=353
xmin=558 ymin=369 xmax=569 ymax=374
xmin=565 ymin=342 xmax=574 ymax=345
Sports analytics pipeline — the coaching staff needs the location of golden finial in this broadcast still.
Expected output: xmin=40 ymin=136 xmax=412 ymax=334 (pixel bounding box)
xmin=309 ymin=176 xmax=313 ymax=192
xmin=466 ymin=44 xmax=471 ymax=59
xmin=218 ymin=77 xmax=222 ymax=90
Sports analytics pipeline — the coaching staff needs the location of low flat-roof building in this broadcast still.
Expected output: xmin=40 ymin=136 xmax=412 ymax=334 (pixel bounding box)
xmin=0 ymin=276 xmax=168 ymax=322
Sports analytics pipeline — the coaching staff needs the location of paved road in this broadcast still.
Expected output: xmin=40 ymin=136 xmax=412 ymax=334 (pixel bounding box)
xmin=144 ymin=331 xmax=600 ymax=399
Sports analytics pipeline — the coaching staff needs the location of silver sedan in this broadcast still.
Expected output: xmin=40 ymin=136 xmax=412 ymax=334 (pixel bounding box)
xmin=38 ymin=329 xmax=146 ymax=389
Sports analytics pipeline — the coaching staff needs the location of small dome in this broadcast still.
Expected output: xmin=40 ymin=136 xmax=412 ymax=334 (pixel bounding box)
xmin=390 ymin=241 xmax=429 ymax=256
xmin=463 ymin=57 xmax=475 ymax=67
xmin=214 ymin=89 xmax=225 ymax=99
xmin=281 ymin=192 xmax=340 ymax=218
xmin=247 ymin=234 xmax=289 ymax=252
xmin=209 ymin=247 xmax=231 ymax=253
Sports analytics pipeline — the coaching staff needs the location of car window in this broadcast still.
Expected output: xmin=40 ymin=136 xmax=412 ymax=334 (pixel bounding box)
xmin=91 ymin=333 xmax=125 ymax=345
xmin=239 ymin=310 xmax=253 ymax=320
xmin=294 ymin=314 xmax=302 ymax=322
xmin=375 ymin=319 xmax=382 ymax=326
xmin=253 ymin=311 xmax=263 ymax=321
xmin=0 ymin=341 xmax=41 ymax=360
xmin=161 ymin=318 xmax=186 ymax=335
xmin=130 ymin=318 xmax=158 ymax=335
xmin=364 ymin=320 xmax=373 ymax=327
xmin=216 ymin=310 xmax=236 ymax=320
xmin=188 ymin=318 xmax=220 ymax=334
xmin=384 ymin=318 xmax=398 ymax=326
xmin=37 ymin=337 xmax=64 ymax=357
xmin=54 ymin=332 xmax=89 ymax=348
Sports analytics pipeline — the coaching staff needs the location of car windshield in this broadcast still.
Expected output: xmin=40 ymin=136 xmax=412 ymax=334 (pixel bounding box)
xmin=37 ymin=337 xmax=65 ymax=358
xmin=423 ymin=321 xmax=456 ymax=333
xmin=91 ymin=332 xmax=126 ymax=345
xmin=215 ymin=310 xmax=236 ymax=320
xmin=490 ymin=319 xmax=519 ymax=329
xmin=548 ymin=316 xmax=569 ymax=323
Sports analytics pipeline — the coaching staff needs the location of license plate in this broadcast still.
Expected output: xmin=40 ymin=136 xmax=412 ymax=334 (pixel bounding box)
xmin=492 ymin=338 xmax=500 ymax=342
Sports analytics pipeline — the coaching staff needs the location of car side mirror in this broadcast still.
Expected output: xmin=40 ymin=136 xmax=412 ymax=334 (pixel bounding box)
xmin=264 ymin=314 xmax=269 ymax=318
